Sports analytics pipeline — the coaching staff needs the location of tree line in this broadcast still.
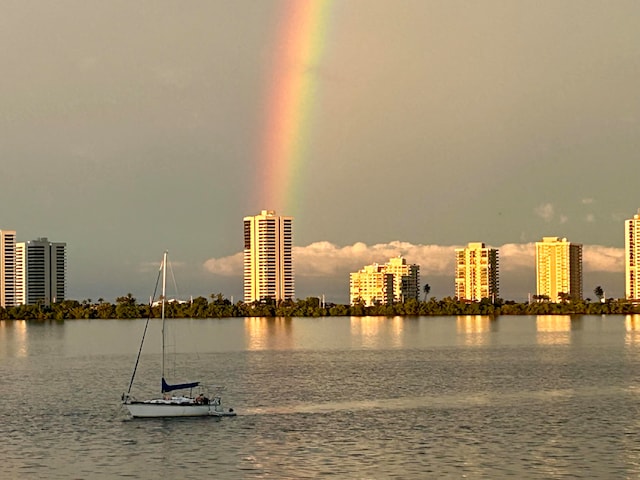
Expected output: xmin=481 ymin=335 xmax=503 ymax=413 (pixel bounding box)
xmin=1 ymin=290 xmax=639 ymax=320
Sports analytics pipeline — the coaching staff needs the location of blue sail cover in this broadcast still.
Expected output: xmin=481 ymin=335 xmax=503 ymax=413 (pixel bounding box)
xmin=162 ymin=377 xmax=200 ymax=393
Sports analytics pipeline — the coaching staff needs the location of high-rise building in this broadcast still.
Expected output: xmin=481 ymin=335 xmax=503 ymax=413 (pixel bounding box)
xmin=243 ymin=210 xmax=294 ymax=303
xmin=535 ymin=236 xmax=582 ymax=302
xmin=0 ymin=230 xmax=17 ymax=308
xmin=385 ymin=256 xmax=420 ymax=302
xmin=350 ymin=256 xmax=420 ymax=306
xmin=455 ymin=242 xmax=499 ymax=301
xmin=349 ymin=264 xmax=394 ymax=306
xmin=625 ymin=210 xmax=640 ymax=301
xmin=16 ymin=237 xmax=67 ymax=306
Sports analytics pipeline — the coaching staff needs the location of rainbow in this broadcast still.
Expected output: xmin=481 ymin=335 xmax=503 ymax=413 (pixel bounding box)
xmin=254 ymin=0 xmax=335 ymax=216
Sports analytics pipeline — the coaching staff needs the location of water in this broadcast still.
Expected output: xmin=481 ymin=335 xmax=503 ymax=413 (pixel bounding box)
xmin=2 ymin=315 xmax=640 ymax=478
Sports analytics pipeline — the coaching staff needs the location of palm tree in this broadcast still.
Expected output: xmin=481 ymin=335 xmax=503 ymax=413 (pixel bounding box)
xmin=594 ymin=286 xmax=604 ymax=303
xmin=423 ymin=283 xmax=431 ymax=302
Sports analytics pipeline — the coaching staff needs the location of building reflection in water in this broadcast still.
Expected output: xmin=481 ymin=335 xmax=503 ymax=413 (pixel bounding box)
xmin=350 ymin=316 xmax=404 ymax=349
xmin=0 ymin=320 xmax=28 ymax=358
xmin=244 ymin=317 xmax=293 ymax=351
xmin=625 ymin=315 xmax=640 ymax=346
xmin=456 ymin=315 xmax=491 ymax=346
xmin=536 ymin=315 xmax=571 ymax=345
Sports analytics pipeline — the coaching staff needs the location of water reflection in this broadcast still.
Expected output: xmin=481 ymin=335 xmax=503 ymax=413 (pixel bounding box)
xmin=536 ymin=315 xmax=571 ymax=345
xmin=625 ymin=315 xmax=640 ymax=346
xmin=244 ymin=317 xmax=293 ymax=351
xmin=350 ymin=316 xmax=404 ymax=348
xmin=456 ymin=316 xmax=491 ymax=346
xmin=0 ymin=320 xmax=28 ymax=358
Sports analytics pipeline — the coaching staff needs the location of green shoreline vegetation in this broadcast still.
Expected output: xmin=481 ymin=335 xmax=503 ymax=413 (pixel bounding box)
xmin=2 ymin=293 xmax=639 ymax=320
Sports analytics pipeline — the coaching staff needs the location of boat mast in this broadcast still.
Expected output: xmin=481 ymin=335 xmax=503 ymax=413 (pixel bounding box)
xmin=161 ymin=250 xmax=167 ymax=384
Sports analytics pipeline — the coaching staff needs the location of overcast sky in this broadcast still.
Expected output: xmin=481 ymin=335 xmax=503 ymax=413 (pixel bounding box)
xmin=1 ymin=1 xmax=638 ymax=304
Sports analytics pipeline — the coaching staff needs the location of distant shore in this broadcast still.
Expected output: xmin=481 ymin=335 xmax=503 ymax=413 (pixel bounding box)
xmin=1 ymin=294 xmax=638 ymax=320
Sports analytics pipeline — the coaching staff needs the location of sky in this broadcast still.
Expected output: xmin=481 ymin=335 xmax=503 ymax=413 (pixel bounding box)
xmin=1 ymin=1 xmax=639 ymax=305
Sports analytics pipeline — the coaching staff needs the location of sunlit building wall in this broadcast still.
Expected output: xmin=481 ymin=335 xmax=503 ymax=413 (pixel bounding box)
xmin=625 ymin=210 xmax=640 ymax=301
xmin=349 ymin=264 xmax=394 ymax=306
xmin=16 ymin=238 xmax=67 ymax=306
xmin=0 ymin=230 xmax=17 ymax=308
xmin=243 ymin=210 xmax=294 ymax=303
xmin=382 ymin=256 xmax=420 ymax=302
xmin=454 ymin=242 xmax=499 ymax=301
xmin=535 ymin=236 xmax=582 ymax=302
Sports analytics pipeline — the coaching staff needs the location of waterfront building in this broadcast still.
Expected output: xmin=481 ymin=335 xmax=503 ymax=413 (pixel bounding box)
xmin=0 ymin=230 xmax=17 ymax=308
xmin=15 ymin=237 xmax=67 ymax=306
xmin=625 ymin=209 xmax=640 ymax=301
xmin=349 ymin=264 xmax=394 ymax=306
xmin=381 ymin=256 xmax=420 ymax=302
xmin=243 ymin=210 xmax=294 ymax=303
xmin=349 ymin=256 xmax=420 ymax=306
xmin=454 ymin=242 xmax=499 ymax=302
xmin=535 ymin=236 xmax=582 ymax=302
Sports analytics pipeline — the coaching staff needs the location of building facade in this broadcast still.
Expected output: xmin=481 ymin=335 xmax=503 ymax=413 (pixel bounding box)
xmin=535 ymin=236 xmax=582 ymax=302
xmin=0 ymin=230 xmax=17 ymax=308
xmin=454 ymin=242 xmax=499 ymax=301
xmin=16 ymin=237 xmax=67 ymax=306
xmin=381 ymin=256 xmax=420 ymax=303
xmin=349 ymin=264 xmax=394 ymax=306
xmin=350 ymin=256 xmax=420 ymax=306
xmin=243 ymin=210 xmax=294 ymax=303
xmin=625 ymin=210 xmax=640 ymax=301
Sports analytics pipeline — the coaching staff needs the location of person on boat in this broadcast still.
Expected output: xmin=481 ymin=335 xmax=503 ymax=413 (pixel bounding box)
xmin=195 ymin=394 xmax=210 ymax=405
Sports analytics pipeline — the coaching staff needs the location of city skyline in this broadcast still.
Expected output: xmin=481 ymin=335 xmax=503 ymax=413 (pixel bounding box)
xmin=1 ymin=2 xmax=638 ymax=304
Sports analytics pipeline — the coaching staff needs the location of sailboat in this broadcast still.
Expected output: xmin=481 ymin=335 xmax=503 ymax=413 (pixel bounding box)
xmin=122 ymin=251 xmax=236 ymax=418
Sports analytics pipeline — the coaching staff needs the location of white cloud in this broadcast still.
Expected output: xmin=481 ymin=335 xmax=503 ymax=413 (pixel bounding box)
xmin=583 ymin=245 xmax=624 ymax=272
xmin=535 ymin=203 xmax=555 ymax=222
xmin=586 ymin=213 xmax=595 ymax=223
xmin=499 ymin=243 xmax=535 ymax=271
xmin=581 ymin=198 xmax=594 ymax=205
xmin=203 ymin=241 xmax=624 ymax=278
xmin=203 ymin=252 xmax=243 ymax=276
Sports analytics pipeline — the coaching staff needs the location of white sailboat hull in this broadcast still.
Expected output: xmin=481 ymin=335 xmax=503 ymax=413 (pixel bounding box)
xmin=125 ymin=402 xmax=213 ymax=418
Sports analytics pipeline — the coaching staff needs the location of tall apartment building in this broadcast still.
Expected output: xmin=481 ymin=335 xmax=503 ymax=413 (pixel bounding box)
xmin=0 ymin=230 xmax=17 ymax=308
xmin=350 ymin=264 xmax=394 ymax=306
xmin=349 ymin=256 xmax=420 ymax=306
xmin=16 ymin=237 xmax=67 ymax=306
xmin=625 ymin=209 xmax=640 ymax=301
xmin=243 ymin=210 xmax=294 ymax=303
xmin=455 ymin=242 xmax=499 ymax=301
xmin=382 ymin=256 xmax=420 ymax=302
xmin=535 ymin=236 xmax=582 ymax=302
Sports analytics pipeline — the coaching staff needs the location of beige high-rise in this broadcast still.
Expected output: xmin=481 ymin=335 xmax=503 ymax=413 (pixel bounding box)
xmin=349 ymin=256 xmax=420 ymax=306
xmin=349 ymin=264 xmax=394 ymax=306
xmin=0 ymin=230 xmax=17 ymax=308
xmin=625 ymin=210 xmax=640 ymax=301
xmin=454 ymin=242 xmax=499 ymax=301
xmin=535 ymin=237 xmax=582 ymax=302
xmin=243 ymin=210 xmax=294 ymax=303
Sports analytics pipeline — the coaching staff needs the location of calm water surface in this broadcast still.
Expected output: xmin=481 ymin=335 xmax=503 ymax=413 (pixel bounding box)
xmin=2 ymin=315 xmax=640 ymax=479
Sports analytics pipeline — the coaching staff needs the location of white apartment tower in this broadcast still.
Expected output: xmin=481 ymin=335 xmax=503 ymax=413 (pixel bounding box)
xmin=16 ymin=237 xmax=67 ymax=306
xmin=535 ymin=237 xmax=582 ymax=302
xmin=0 ymin=230 xmax=17 ymax=308
xmin=625 ymin=210 xmax=640 ymax=301
xmin=243 ymin=210 xmax=294 ymax=303
xmin=350 ymin=264 xmax=394 ymax=306
xmin=455 ymin=242 xmax=499 ymax=301
xmin=350 ymin=257 xmax=420 ymax=306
